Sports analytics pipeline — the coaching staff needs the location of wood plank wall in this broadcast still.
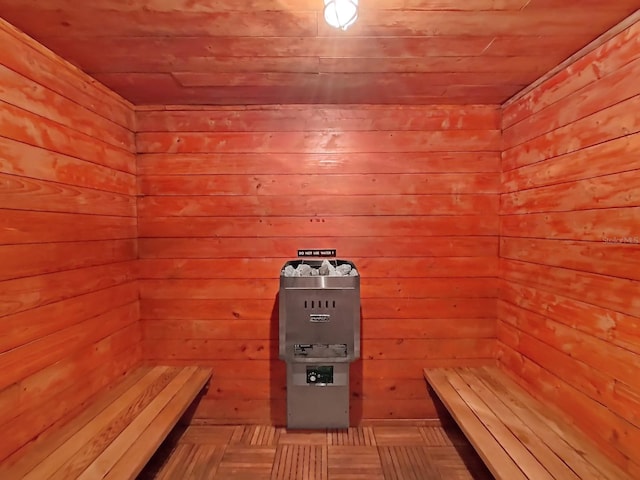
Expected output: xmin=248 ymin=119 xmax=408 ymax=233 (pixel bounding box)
xmin=499 ymin=18 xmax=640 ymax=476
xmin=136 ymin=104 xmax=501 ymax=424
xmin=0 ymin=19 xmax=140 ymax=465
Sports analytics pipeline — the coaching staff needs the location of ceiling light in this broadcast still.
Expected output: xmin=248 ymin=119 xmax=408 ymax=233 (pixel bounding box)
xmin=324 ymin=0 xmax=359 ymax=31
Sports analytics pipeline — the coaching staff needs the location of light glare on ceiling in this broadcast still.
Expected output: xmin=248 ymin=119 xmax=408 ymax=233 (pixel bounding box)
xmin=323 ymin=0 xmax=359 ymax=31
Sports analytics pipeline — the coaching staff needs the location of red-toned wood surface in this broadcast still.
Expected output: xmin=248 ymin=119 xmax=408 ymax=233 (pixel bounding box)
xmin=0 ymin=18 xmax=140 ymax=466
xmin=499 ymin=18 xmax=640 ymax=477
xmin=0 ymin=2 xmax=636 ymax=105
xmin=137 ymin=104 xmax=500 ymax=424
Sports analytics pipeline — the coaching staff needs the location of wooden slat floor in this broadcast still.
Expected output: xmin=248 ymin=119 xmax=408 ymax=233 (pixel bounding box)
xmin=138 ymin=424 xmax=492 ymax=480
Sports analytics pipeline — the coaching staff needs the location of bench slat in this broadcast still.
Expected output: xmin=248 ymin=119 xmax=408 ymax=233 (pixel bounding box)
xmin=424 ymin=366 xmax=633 ymax=480
xmin=1 ymin=365 xmax=211 ymax=480
xmin=458 ymin=368 xmax=580 ymax=480
xmin=447 ymin=369 xmax=554 ymax=480
xmin=0 ymin=366 xmax=152 ymax=478
xmin=77 ymin=366 xmax=200 ymax=480
xmin=104 ymin=367 xmax=212 ymax=480
xmin=425 ymin=368 xmax=528 ymax=480
xmin=476 ymin=367 xmax=628 ymax=480
xmin=26 ymin=366 xmax=174 ymax=480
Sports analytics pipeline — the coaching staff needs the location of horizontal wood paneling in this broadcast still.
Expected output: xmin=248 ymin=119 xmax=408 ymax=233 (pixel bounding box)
xmin=0 ymin=210 xmax=137 ymax=244
xmin=501 ymin=238 xmax=640 ymax=282
xmin=502 ymin=259 xmax=640 ymax=319
xmin=147 ymin=358 xmax=494 ymax=381
xmin=6 ymin=0 xmax=638 ymax=14
xmin=0 ymin=323 xmax=142 ymax=469
xmin=0 ymin=173 xmax=135 ymax=216
xmin=500 ymin=281 xmax=640 ymax=355
xmin=0 ymin=240 xmax=137 ymax=282
xmin=1 ymin=2 xmax=634 ymax=105
xmin=501 ymin=169 xmax=640 ymax=214
xmin=0 ymin=283 xmax=138 ymax=354
xmin=1 ymin=100 xmax=135 ymax=174
xmin=137 ymin=151 xmax=501 ymax=176
xmin=138 ymin=215 xmax=497 ymax=238
xmin=502 ymin=133 xmax=640 ymax=192
xmin=0 ymin=64 xmax=133 ymax=150
xmin=141 ymin=318 xmax=497 ymax=341
xmin=137 ymin=257 xmax=499 ymax=279
xmin=501 ymin=207 xmax=640 ymax=241
xmin=0 ymin=20 xmax=133 ymax=128
xmin=138 ymin=151 xmax=500 ymax=175
xmin=497 ymin=342 xmax=640 ymax=475
xmin=137 ymin=130 xmax=501 ymax=154
xmin=139 ymin=236 xmax=499 ymax=259
xmin=137 ymin=104 xmax=500 ymax=423
xmin=142 ymin=338 xmax=495 ymax=362
xmin=502 ymin=19 xmax=640 ymax=128
xmin=138 ymin=174 xmax=499 ymax=196
xmin=187 ymin=397 xmax=440 ymax=425
xmin=0 ymin=18 xmax=139 ymax=465
xmin=196 ymin=376 xmax=436 ymax=402
xmin=140 ymin=298 xmax=497 ymax=321
xmin=499 ymin=301 xmax=640 ymax=396
xmin=0 ymin=302 xmax=139 ymax=392
xmin=138 ymin=194 xmax=498 ymax=217
xmin=499 ymin=18 xmax=640 ymax=475
xmin=0 ymin=262 xmax=136 ymax=318
xmin=503 ymin=59 xmax=640 ymax=170
xmin=1 ymin=7 xmax=628 ymax=38
xmin=91 ymin=74 xmax=519 ymax=106
xmin=136 ymin=105 xmax=501 ymax=133
xmin=0 ymin=0 xmax=622 ymax=14
xmin=0 ymin=137 xmax=136 ymax=195
xmin=138 ymin=278 xmax=498 ymax=300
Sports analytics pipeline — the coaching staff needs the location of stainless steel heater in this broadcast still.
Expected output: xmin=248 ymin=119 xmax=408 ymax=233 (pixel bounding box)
xmin=279 ymin=259 xmax=360 ymax=429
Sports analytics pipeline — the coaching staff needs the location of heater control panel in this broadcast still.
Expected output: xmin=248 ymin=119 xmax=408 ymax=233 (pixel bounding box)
xmin=306 ymin=365 xmax=334 ymax=384
xmin=294 ymin=344 xmax=347 ymax=358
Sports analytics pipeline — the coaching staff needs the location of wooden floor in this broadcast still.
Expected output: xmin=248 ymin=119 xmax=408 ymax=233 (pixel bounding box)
xmin=138 ymin=424 xmax=492 ymax=480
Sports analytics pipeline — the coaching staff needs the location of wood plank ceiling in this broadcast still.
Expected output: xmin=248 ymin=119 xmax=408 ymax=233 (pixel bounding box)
xmin=0 ymin=0 xmax=638 ymax=105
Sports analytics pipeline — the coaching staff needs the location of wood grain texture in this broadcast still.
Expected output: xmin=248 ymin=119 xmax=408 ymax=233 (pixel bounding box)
xmin=140 ymin=423 xmax=491 ymax=480
xmin=136 ymin=130 xmax=501 ymax=154
xmin=425 ymin=367 xmax=634 ymax=480
xmin=137 ymin=104 xmax=500 ymax=423
xmin=139 ymin=236 xmax=499 ymax=259
xmin=499 ymin=19 xmax=640 ymax=476
xmin=0 ymin=366 xmax=211 ymax=480
xmin=137 ymin=151 xmax=501 ymax=175
xmin=0 ymin=328 xmax=142 ymax=474
xmin=137 ymin=257 xmax=499 ymax=279
xmin=0 ymin=20 xmax=139 ymax=467
xmin=0 ymin=64 xmax=133 ymax=150
xmin=136 ymin=105 xmax=501 ymax=132
xmin=0 ymin=19 xmax=133 ymax=128
xmin=0 ymin=3 xmax=634 ymax=105
xmin=0 ymin=99 xmax=135 ymax=174
xmin=503 ymin=19 xmax=640 ymax=128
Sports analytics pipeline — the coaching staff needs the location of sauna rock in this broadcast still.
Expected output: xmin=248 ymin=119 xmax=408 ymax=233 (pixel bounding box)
xmin=282 ymin=260 xmax=359 ymax=277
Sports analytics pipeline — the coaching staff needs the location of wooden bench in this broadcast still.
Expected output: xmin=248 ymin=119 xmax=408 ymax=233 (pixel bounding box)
xmin=424 ymin=366 xmax=632 ymax=480
xmin=0 ymin=365 xmax=211 ymax=480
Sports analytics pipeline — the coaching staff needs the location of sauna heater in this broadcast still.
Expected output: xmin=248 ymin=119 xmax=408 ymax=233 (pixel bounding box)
xmin=279 ymin=259 xmax=360 ymax=429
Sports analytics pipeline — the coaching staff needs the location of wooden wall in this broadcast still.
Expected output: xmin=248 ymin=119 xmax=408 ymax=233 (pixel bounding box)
xmin=499 ymin=19 xmax=640 ymax=475
xmin=0 ymin=19 xmax=139 ymax=464
xmin=136 ymin=105 xmax=501 ymax=424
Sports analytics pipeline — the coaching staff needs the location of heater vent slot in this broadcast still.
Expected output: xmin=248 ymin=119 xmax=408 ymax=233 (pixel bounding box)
xmin=304 ymin=299 xmax=337 ymax=309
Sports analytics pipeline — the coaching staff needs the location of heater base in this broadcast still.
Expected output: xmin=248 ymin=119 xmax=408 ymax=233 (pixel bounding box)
xmin=286 ymin=362 xmax=349 ymax=429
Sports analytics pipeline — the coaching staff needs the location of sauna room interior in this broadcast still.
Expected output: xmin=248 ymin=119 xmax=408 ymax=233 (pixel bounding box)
xmin=0 ymin=1 xmax=639 ymax=479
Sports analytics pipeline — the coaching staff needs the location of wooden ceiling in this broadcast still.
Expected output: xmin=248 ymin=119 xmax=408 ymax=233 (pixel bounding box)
xmin=0 ymin=0 xmax=638 ymax=105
